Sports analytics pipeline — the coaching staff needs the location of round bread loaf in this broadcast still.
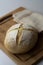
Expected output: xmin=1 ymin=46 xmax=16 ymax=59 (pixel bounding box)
xmin=4 ymin=23 xmax=38 ymax=54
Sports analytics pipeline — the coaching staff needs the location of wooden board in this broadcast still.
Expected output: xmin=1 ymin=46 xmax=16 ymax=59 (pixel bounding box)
xmin=0 ymin=7 xmax=43 ymax=65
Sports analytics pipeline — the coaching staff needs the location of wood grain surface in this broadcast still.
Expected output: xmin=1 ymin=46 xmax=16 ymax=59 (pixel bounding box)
xmin=0 ymin=7 xmax=43 ymax=65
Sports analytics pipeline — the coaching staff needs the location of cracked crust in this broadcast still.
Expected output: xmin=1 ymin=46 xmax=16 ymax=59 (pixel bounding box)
xmin=7 ymin=24 xmax=38 ymax=45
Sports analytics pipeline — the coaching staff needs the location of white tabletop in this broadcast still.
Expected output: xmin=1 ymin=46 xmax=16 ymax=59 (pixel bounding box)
xmin=0 ymin=50 xmax=17 ymax=65
xmin=0 ymin=0 xmax=43 ymax=65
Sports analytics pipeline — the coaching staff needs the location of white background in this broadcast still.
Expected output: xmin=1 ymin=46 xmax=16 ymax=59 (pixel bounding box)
xmin=0 ymin=0 xmax=43 ymax=65
xmin=0 ymin=0 xmax=43 ymax=17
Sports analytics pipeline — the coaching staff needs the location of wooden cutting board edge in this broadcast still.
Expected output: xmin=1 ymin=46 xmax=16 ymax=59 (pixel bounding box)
xmin=1 ymin=44 xmax=43 ymax=65
xmin=0 ymin=7 xmax=25 ymax=20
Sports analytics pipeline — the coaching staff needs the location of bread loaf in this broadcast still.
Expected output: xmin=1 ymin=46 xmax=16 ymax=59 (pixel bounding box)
xmin=4 ymin=23 xmax=38 ymax=54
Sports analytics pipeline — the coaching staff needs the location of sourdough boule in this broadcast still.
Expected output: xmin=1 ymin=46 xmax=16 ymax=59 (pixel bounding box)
xmin=4 ymin=23 xmax=38 ymax=54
